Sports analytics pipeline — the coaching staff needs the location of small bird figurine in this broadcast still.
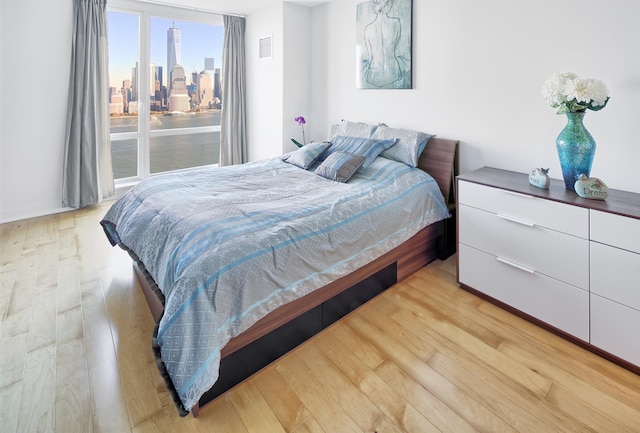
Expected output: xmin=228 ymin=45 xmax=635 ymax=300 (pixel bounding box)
xmin=529 ymin=167 xmax=550 ymax=189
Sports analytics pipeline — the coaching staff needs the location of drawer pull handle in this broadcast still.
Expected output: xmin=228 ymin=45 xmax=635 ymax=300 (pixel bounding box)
xmin=496 ymin=257 xmax=535 ymax=274
xmin=496 ymin=214 xmax=535 ymax=227
xmin=503 ymin=190 xmax=534 ymax=199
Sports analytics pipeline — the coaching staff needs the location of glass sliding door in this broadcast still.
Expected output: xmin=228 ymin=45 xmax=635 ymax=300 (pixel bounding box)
xmin=107 ymin=3 xmax=223 ymax=183
xmin=107 ymin=10 xmax=140 ymax=181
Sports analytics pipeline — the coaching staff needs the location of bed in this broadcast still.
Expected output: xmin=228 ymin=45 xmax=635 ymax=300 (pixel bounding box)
xmin=101 ymin=123 xmax=459 ymax=417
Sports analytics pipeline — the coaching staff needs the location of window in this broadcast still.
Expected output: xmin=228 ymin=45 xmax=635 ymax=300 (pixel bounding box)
xmin=107 ymin=2 xmax=224 ymax=183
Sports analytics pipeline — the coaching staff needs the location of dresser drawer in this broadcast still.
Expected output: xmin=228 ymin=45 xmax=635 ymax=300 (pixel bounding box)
xmin=458 ymin=244 xmax=589 ymax=341
xmin=590 ymin=242 xmax=640 ymax=310
xmin=591 ymin=210 xmax=640 ymax=254
xmin=591 ymin=293 xmax=640 ymax=366
xmin=460 ymin=204 xmax=588 ymax=289
xmin=458 ymin=181 xmax=588 ymax=238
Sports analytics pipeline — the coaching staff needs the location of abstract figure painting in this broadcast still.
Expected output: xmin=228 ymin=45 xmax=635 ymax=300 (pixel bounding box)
xmin=356 ymin=0 xmax=412 ymax=89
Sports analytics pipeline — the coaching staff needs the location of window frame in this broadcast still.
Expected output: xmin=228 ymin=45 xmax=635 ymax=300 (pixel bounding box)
xmin=108 ymin=0 xmax=223 ymax=186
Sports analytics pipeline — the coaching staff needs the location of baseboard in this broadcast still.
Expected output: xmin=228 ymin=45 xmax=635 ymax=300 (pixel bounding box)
xmin=0 ymin=203 xmax=73 ymax=224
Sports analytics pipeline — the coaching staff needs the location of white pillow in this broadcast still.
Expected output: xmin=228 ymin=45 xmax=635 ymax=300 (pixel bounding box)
xmin=330 ymin=120 xmax=380 ymax=139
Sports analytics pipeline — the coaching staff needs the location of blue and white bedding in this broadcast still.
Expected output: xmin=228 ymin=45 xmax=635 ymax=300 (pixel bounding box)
xmin=100 ymin=155 xmax=450 ymax=414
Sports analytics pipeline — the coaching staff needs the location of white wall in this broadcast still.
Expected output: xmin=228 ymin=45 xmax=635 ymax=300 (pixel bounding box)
xmin=312 ymin=0 xmax=640 ymax=194
xmin=0 ymin=0 xmax=73 ymax=222
xmin=246 ymin=3 xmax=285 ymax=161
xmin=283 ymin=3 xmax=313 ymax=151
xmin=246 ymin=2 xmax=313 ymax=160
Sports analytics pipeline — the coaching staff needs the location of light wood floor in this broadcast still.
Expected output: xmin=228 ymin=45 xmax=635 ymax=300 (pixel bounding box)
xmin=2 ymin=203 xmax=640 ymax=433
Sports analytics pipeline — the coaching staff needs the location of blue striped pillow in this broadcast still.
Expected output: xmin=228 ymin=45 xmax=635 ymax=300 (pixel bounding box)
xmin=315 ymin=151 xmax=366 ymax=182
xmin=325 ymin=135 xmax=396 ymax=171
xmin=282 ymin=141 xmax=332 ymax=169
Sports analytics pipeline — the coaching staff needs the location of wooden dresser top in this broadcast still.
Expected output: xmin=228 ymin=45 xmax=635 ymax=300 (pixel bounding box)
xmin=457 ymin=167 xmax=640 ymax=220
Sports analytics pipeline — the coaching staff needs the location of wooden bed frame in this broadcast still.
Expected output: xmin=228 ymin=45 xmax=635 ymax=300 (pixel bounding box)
xmin=133 ymin=137 xmax=459 ymax=417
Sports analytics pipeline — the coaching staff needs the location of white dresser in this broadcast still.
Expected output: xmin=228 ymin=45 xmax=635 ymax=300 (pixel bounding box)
xmin=457 ymin=167 xmax=640 ymax=370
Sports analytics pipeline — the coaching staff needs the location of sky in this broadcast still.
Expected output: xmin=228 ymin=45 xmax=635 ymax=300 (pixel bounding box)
xmin=107 ymin=11 xmax=224 ymax=89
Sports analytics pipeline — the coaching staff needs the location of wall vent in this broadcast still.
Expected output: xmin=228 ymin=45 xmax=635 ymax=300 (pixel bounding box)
xmin=259 ymin=36 xmax=272 ymax=59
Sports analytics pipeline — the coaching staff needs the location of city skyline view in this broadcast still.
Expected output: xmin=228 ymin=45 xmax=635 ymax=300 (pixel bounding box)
xmin=107 ymin=11 xmax=224 ymax=90
xmin=107 ymin=10 xmax=225 ymax=180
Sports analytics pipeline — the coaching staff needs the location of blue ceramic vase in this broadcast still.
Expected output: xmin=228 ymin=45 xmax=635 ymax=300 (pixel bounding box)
xmin=556 ymin=111 xmax=596 ymax=191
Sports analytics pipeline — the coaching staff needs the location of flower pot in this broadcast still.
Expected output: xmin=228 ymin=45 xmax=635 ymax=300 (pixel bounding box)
xmin=556 ymin=111 xmax=596 ymax=191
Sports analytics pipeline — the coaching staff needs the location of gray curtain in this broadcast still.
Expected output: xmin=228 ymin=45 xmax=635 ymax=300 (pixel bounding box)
xmin=63 ymin=0 xmax=114 ymax=208
xmin=219 ymin=15 xmax=248 ymax=166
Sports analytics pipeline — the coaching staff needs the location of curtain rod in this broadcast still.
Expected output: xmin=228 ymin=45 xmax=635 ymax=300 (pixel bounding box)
xmin=131 ymin=0 xmax=245 ymax=17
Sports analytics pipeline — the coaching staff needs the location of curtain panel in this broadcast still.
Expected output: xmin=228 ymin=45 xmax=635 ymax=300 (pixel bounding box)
xmin=220 ymin=15 xmax=248 ymax=166
xmin=63 ymin=0 xmax=114 ymax=208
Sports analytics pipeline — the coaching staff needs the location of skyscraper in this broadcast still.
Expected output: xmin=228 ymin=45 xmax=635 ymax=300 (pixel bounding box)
xmin=150 ymin=63 xmax=157 ymax=100
xmin=167 ymin=25 xmax=180 ymax=91
xmin=197 ymin=70 xmax=213 ymax=108
xmin=214 ymin=68 xmax=221 ymax=101
xmin=168 ymin=65 xmax=189 ymax=112
xmin=131 ymin=64 xmax=138 ymax=100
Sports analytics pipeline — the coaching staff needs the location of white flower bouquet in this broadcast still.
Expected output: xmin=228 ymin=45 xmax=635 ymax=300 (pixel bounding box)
xmin=542 ymin=72 xmax=609 ymax=114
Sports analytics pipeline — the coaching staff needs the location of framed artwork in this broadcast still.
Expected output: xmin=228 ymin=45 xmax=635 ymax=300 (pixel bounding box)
xmin=356 ymin=0 xmax=412 ymax=89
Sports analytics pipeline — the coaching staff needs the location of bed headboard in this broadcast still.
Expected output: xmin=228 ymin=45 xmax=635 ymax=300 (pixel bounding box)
xmin=418 ymin=137 xmax=459 ymax=207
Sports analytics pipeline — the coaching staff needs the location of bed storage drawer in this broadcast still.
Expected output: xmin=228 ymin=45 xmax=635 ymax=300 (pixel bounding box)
xmin=458 ymin=243 xmax=589 ymax=341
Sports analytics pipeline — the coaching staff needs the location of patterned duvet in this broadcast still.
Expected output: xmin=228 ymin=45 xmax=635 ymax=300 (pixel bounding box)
xmin=100 ymin=155 xmax=450 ymax=414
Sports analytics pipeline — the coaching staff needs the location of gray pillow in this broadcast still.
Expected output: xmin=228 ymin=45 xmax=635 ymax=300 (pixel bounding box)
xmin=282 ymin=141 xmax=332 ymax=169
xmin=315 ymin=152 xmax=366 ymax=182
xmin=372 ymin=125 xmax=434 ymax=167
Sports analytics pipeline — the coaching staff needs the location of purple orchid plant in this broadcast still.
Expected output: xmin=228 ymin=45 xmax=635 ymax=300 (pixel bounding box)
xmin=292 ymin=116 xmax=306 ymax=148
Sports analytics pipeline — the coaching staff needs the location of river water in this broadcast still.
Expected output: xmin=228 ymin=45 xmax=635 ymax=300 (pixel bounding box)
xmin=110 ymin=110 xmax=221 ymax=179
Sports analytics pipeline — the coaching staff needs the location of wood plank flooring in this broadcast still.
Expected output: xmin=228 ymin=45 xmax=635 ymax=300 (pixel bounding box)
xmin=2 ymin=203 xmax=640 ymax=432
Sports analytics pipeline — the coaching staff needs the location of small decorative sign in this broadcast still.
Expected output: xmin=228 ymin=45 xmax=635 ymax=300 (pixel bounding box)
xmin=529 ymin=168 xmax=550 ymax=189
xmin=574 ymin=174 xmax=608 ymax=200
